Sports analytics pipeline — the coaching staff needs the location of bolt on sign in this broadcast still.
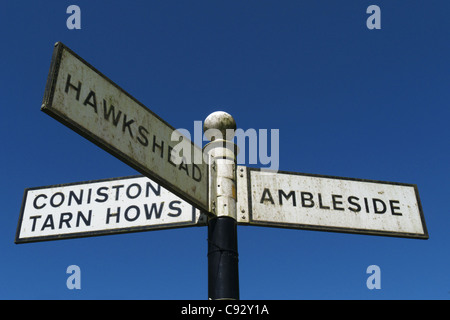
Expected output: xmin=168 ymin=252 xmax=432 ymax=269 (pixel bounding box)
xmin=236 ymin=167 xmax=428 ymax=239
xmin=41 ymin=42 xmax=208 ymax=212
xmin=15 ymin=176 xmax=206 ymax=243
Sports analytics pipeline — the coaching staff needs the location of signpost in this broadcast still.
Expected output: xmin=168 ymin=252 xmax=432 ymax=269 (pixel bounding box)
xmin=15 ymin=175 xmax=206 ymax=243
xmin=41 ymin=42 xmax=208 ymax=212
xmin=236 ymin=167 xmax=428 ymax=239
xmin=15 ymin=42 xmax=429 ymax=300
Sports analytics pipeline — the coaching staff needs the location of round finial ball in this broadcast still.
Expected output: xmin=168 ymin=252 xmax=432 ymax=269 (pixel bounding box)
xmin=203 ymin=111 xmax=236 ymax=141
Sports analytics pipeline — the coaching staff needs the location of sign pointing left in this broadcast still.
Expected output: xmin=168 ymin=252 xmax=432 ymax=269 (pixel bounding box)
xmin=41 ymin=42 xmax=208 ymax=212
xmin=15 ymin=175 xmax=206 ymax=243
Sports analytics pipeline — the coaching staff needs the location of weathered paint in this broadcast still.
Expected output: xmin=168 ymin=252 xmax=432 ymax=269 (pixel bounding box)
xmin=237 ymin=167 xmax=428 ymax=239
xmin=41 ymin=42 xmax=208 ymax=212
xmin=16 ymin=175 xmax=206 ymax=243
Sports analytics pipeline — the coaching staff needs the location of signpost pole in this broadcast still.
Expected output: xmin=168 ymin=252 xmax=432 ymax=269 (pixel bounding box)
xmin=203 ymin=112 xmax=240 ymax=300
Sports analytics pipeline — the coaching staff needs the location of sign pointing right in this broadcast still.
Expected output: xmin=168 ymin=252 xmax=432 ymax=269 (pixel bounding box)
xmin=237 ymin=166 xmax=428 ymax=239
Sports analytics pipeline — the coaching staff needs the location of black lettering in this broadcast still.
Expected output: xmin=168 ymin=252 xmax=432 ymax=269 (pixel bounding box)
xmin=122 ymin=114 xmax=135 ymax=138
xmin=348 ymin=196 xmax=361 ymax=212
xmin=145 ymin=181 xmax=161 ymax=197
xmin=103 ymin=99 xmax=122 ymax=126
xmin=179 ymin=159 xmax=189 ymax=176
xmin=192 ymin=164 xmax=202 ymax=182
xmin=83 ymin=90 xmax=98 ymax=113
xmin=389 ymin=200 xmax=402 ymax=216
xmin=112 ymin=185 xmax=124 ymax=200
xmin=168 ymin=200 xmax=182 ymax=217
xmin=50 ymin=192 xmax=65 ymax=208
xmin=260 ymin=188 xmax=275 ymax=204
xmin=332 ymin=194 xmax=344 ymax=211
xmin=152 ymin=135 xmax=164 ymax=158
xmin=64 ymin=74 xmax=81 ymax=101
xmin=87 ymin=188 xmax=92 ymax=204
xmin=278 ymin=189 xmax=296 ymax=206
xmin=167 ymin=146 xmax=177 ymax=167
xmin=95 ymin=187 xmax=108 ymax=203
xmin=364 ymin=197 xmax=370 ymax=213
xmin=126 ymin=183 xmax=141 ymax=199
xmin=30 ymin=215 xmax=42 ymax=232
xmin=41 ymin=215 xmax=55 ymax=231
xmin=68 ymin=190 xmax=83 ymax=206
xmin=144 ymin=202 xmax=164 ymax=219
xmin=59 ymin=212 xmax=72 ymax=229
xmin=137 ymin=126 xmax=149 ymax=146
xmin=373 ymin=198 xmax=386 ymax=214
xmin=300 ymin=192 xmax=314 ymax=208
xmin=124 ymin=205 xmax=140 ymax=222
xmin=33 ymin=194 xmax=47 ymax=209
xmin=318 ymin=193 xmax=330 ymax=209
xmin=76 ymin=210 xmax=92 ymax=227
xmin=106 ymin=207 xmax=120 ymax=224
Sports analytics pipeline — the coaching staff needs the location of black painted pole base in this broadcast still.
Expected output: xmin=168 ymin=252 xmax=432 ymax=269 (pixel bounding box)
xmin=208 ymin=216 xmax=239 ymax=300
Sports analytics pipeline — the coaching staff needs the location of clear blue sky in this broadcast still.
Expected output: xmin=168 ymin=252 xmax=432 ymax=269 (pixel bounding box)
xmin=1 ymin=0 xmax=449 ymax=299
